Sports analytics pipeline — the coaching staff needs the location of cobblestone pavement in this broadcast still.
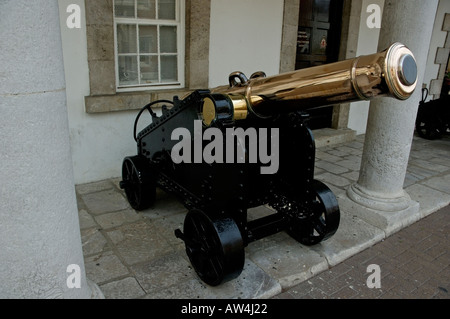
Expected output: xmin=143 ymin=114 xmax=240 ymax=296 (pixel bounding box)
xmin=75 ymin=133 xmax=450 ymax=299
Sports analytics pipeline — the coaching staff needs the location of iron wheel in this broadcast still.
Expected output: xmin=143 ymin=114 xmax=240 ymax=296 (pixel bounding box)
xmin=182 ymin=209 xmax=245 ymax=286
xmin=288 ymin=180 xmax=340 ymax=246
xmin=120 ymin=155 xmax=156 ymax=210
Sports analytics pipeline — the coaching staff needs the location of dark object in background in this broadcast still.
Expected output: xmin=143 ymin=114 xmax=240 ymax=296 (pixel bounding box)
xmin=416 ymin=85 xmax=450 ymax=140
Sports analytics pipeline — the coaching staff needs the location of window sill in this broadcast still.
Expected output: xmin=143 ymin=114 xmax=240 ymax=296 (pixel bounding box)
xmin=84 ymin=89 xmax=193 ymax=113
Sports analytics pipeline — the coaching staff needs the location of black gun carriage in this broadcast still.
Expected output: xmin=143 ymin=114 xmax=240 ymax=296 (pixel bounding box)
xmin=120 ymin=43 xmax=418 ymax=286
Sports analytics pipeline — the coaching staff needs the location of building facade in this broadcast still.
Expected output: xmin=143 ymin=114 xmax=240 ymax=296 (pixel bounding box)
xmin=58 ymin=0 xmax=449 ymax=185
xmin=1 ymin=0 xmax=447 ymax=299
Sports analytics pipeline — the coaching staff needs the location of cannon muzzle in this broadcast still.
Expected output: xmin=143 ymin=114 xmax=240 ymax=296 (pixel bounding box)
xmin=205 ymin=42 xmax=417 ymax=124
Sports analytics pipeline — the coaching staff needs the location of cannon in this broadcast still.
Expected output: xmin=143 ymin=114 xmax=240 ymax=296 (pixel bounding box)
xmin=120 ymin=43 xmax=417 ymax=286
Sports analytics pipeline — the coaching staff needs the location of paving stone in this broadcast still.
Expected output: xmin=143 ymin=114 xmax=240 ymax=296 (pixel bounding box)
xmin=230 ymin=260 xmax=282 ymax=298
xmin=404 ymin=173 xmax=422 ymax=188
xmin=326 ymin=149 xmax=350 ymax=157
xmin=84 ymin=251 xmax=130 ymax=284
xmin=428 ymin=157 xmax=450 ymax=168
xmin=81 ymin=189 xmax=130 ymax=215
xmin=99 ymin=277 xmax=146 ymax=299
xmin=337 ymin=146 xmax=362 ymax=156
xmin=248 ymin=238 xmax=328 ymax=289
xmin=423 ymin=173 xmax=450 ymax=195
xmin=136 ymin=251 xmax=281 ymax=298
xmin=140 ymin=188 xmax=187 ymax=219
xmin=321 ymin=275 xmax=354 ymax=296
xmin=409 ymin=158 xmax=449 ymax=173
xmin=428 ymin=140 xmax=450 ymax=157
xmin=94 ymin=208 xmax=142 ymax=230
xmin=315 ymin=160 xmax=349 ymax=175
xmin=315 ymin=172 xmax=351 ymax=188
xmin=314 ymin=167 xmax=326 ymax=175
xmin=110 ymin=177 xmax=123 ymax=189
xmin=191 ymin=259 xmax=281 ymax=299
xmin=315 ymin=150 xmax=343 ymax=163
xmin=312 ymin=210 xmax=385 ymax=266
xmin=334 ymin=158 xmax=361 ymax=171
xmin=340 ymin=171 xmax=359 ymax=182
xmin=407 ymin=164 xmax=437 ymax=179
xmin=142 ymin=278 xmax=212 ymax=299
xmin=76 ymin=180 xmax=113 ymax=195
xmin=78 ymin=209 xmax=97 ymax=230
xmin=106 ymin=220 xmax=172 ymax=265
xmin=317 ymin=261 xmax=353 ymax=281
xmin=345 ymin=140 xmax=364 ymax=150
xmin=408 ymin=151 xmax=428 ymax=160
xmin=249 ymin=232 xmax=292 ymax=253
xmin=330 ymin=285 xmax=359 ymax=299
xmin=371 ymin=238 xmax=408 ymax=259
xmin=314 ymin=129 xmax=356 ymax=148
xmin=131 ymin=252 xmax=197 ymax=294
xmin=291 ymin=279 xmax=331 ymax=299
xmin=150 ymin=213 xmax=188 ymax=248
xmin=272 ymin=291 xmax=295 ymax=299
xmin=323 ymin=183 xmax=346 ymax=196
xmin=81 ymin=227 xmax=109 ymax=256
xmin=405 ymin=184 xmax=450 ymax=217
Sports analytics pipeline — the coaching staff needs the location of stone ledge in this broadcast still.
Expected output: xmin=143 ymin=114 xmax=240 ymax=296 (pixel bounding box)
xmin=312 ymin=128 xmax=357 ymax=148
xmin=435 ymin=47 xmax=450 ymax=65
xmin=430 ymin=79 xmax=444 ymax=96
xmin=443 ymin=13 xmax=450 ymax=32
xmin=85 ymin=90 xmax=193 ymax=113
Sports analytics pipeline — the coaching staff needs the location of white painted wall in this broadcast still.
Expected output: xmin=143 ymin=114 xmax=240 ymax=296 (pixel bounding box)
xmin=59 ymin=0 xmax=284 ymax=184
xmin=347 ymin=0 xmax=384 ymax=135
xmin=59 ymin=0 xmax=140 ymax=184
xmin=209 ymin=0 xmax=284 ymax=87
xmin=423 ymin=0 xmax=450 ymax=100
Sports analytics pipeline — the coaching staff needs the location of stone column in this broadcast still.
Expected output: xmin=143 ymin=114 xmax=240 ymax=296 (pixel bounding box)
xmin=340 ymin=0 xmax=439 ymax=235
xmin=0 ymin=0 xmax=102 ymax=298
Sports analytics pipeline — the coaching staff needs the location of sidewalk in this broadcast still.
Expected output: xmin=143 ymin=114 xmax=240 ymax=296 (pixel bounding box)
xmin=76 ymin=133 xmax=450 ymax=299
xmin=273 ymin=204 xmax=449 ymax=299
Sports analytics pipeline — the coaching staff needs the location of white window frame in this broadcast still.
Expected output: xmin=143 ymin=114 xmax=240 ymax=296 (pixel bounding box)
xmin=113 ymin=0 xmax=185 ymax=92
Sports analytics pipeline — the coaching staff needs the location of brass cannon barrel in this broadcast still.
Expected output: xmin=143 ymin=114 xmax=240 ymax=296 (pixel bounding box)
xmin=208 ymin=42 xmax=417 ymax=122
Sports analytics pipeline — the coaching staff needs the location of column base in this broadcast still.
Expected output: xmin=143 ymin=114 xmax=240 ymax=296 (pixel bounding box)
xmin=347 ymin=183 xmax=415 ymax=212
xmin=338 ymin=184 xmax=421 ymax=236
xmin=87 ymin=279 xmax=105 ymax=299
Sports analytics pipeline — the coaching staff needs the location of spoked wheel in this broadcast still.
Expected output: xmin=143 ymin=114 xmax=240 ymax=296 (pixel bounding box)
xmin=288 ymin=180 xmax=340 ymax=246
xmin=120 ymin=155 xmax=156 ymax=211
xmin=178 ymin=209 xmax=245 ymax=286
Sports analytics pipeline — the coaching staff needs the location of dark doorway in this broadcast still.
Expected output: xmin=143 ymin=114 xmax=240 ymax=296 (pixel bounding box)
xmin=296 ymin=0 xmax=343 ymax=130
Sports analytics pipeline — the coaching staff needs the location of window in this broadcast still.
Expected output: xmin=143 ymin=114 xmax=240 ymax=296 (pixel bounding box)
xmin=114 ymin=0 xmax=184 ymax=91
